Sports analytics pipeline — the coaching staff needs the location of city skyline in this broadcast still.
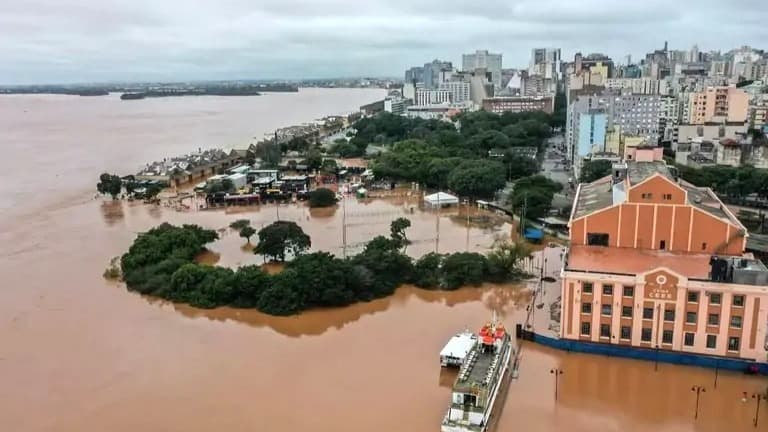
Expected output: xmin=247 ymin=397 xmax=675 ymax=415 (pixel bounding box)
xmin=2 ymin=0 xmax=768 ymax=85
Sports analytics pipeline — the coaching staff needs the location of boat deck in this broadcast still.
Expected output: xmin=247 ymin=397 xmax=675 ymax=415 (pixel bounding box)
xmin=456 ymin=345 xmax=502 ymax=388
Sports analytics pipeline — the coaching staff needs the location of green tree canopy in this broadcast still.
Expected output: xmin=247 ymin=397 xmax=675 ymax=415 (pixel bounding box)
xmin=254 ymin=221 xmax=311 ymax=262
xmin=97 ymin=173 xmax=122 ymax=199
xmin=507 ymin=175 xmax=563 ymax=221
xmin=229 ymin=219 xmax=251 ymax=230
xmin=579 ymin=159 xmax=613 ymax=183
xmin=239 ymin=226 xmax=256 ymax=243
xmin=308 ymin=188 xmax=337 ymax=208
xmin=447 ymin=160 xmax=507 ymax=199
xmin=389 ymin=217 xmax=412 ymax=249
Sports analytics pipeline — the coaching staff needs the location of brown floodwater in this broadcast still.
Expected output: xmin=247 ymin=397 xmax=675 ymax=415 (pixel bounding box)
xmin=1 ymin=91 xmax=766 ymax=432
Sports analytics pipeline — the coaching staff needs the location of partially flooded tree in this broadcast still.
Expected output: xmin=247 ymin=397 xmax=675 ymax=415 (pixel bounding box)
xmin=239 ymin=226 xmax=256 ymax=243
xmin=97 ymin=173 xmax=122 ymax=199
xmin=389 ymin=218 xmax=412 ymax=250
xmin=254 ymin=221 xmax=311 ymax=262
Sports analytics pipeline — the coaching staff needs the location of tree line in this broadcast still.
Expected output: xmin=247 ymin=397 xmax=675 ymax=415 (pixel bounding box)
xmin=118 ymin=220 xmax=531 ymax=315
xmin=362 ymin=110 xmax=556 ymax=199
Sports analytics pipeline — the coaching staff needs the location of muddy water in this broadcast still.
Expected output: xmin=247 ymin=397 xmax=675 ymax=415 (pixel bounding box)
xmin=1 ymin=92 xmax=766 ymax=432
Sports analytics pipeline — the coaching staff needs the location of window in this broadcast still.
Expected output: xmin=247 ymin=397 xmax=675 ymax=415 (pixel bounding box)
xmin=622 ymin=306 xmax=633 ymax=318
xmin=663 ymin=194 xmax=672 ymax=200
xmin=623 ymin=286 xmax=634 ymax=297
xmin=686 ymin=312 xmax=697 ymax=324
xmin=601 ymin=304 xmax=612 ymax=316
xmin=688 ymin=291 xmax=699 ymax=303
xmin=620 ymin=326 xmax=631 ymax=340
xmin=641 ymin=193 xmax=653 ymax=199
xmin=706 ymin=334 xmax=717 ymax=349
xmin=664 ymin=309 xmax=675 ymax=322
xmin=582 ymin=282 xmax=593 ymax=294
xmin=641 ymin=328 xmax=652 ymax=342
xmin=602 ymin=284 xmax=614 ymax=296
xmin=659 ymin=240 xmax=666 ymax=250
xmin=662 ymin=330 xmax=673 ymax=344
xmin=709 ymin=293 xmax=721 ymax=305
xmin=643 ymin=307 xmax=654 ymax=320
xmin=580 ymin=322 xmax=591 ymax=336
xmin=587 ymin=233 xmax=610 ymax=246
xmin=728 ymin=336 xmax=740 ymax=351
xmin=581 ymin=302 xmax=592 ymax=314
xmin=600 ymin=324 xmax=611 ymax=338
xmin=708 ymin=313 xmax=720 ymax=326
xmin=733 ymin=295 xmax=745 ymax=307
xmin=701 ymin=242 xmax=707 ymax=251
xmin=684 ymin=332 xmax=695 ymax=346
xmin=730 ymin=315 xmax=743 ymax=329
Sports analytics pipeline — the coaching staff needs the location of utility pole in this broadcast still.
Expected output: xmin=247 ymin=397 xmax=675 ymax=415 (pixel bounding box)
xmin=691 ymin=385 xmax=706 ymax=420
xmin=743 ymin=391 xmax=764 ymax=428
xmin=550 ymin=368 xmax=564 ymax=401
xmin=465 ymin=198 xmax=471 ymax=251
xmin=342 ymin=194 xmax=347 ymax=258
xmin=435 ymin=191 xmax=441 ymax=253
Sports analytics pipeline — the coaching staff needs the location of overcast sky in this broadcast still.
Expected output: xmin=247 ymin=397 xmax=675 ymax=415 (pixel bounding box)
xmin=1 ymin=0 xmax=766 ymax=85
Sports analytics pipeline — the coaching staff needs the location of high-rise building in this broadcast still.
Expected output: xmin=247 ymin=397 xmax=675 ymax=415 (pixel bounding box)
xmin=529 ymin=48 xmax=562 ymax=81
xmin=404 ymin=66 xmax=424 ymax=84
xmin=415 ymin=88 xmax=451 ymax=106
xmin=688 ymin=87 xmax=749 ymax=124
xmin=462 ymin=50 xmax=503 ymax=89
xmin=604 ymin=78 xmax=663 ymax=95
xmin=422 ymin=60 xmax=453 ymax=89
xmin=438 ymin=81 xmax=471 ymax=104
xmin=607 ymin=94 xmax=662 ymax=137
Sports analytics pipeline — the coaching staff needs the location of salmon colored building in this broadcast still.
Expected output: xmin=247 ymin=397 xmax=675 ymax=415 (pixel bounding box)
xmin=561 ymin=151 xmax=768 ymax=363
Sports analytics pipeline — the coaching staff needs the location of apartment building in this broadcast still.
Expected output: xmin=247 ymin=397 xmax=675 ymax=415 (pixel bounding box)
xmin=688 ymin=87 xmax=749 ymax=124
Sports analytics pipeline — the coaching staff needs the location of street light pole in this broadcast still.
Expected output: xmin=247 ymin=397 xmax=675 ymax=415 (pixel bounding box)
xmin=714 ymin=359 xmax=719 ymax=389
xmin=743 ymin=392 xmax=764 ymax=428
xmin=691 ymin=385 xmax=706 ymax=420
xmin=465 ymin=199 xmax=470 ymax=252
xmin=550 ymin=368 xmax=564 ymax=401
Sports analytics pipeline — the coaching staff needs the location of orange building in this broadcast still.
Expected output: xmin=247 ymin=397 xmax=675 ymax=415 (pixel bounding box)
xmin=561 ymin=151 xmax=768 ymax=362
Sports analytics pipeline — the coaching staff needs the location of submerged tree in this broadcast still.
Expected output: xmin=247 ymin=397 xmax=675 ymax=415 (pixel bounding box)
xmin=97 ymin=173 xmax=122 ymax=199
xmin=389 ymin=217 xmax=412 ymax=250
xmin=229 ymin=219 xmax=251 ymax=230
xmin=239 ymin=226 xmax=256 ymax=243
xmin=254 ymin=221 xmax=311 ymax=262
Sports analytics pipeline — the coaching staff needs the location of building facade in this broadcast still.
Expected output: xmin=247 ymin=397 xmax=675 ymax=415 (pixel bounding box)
xmin=604 ymin=78 xmax=664 ymax=95
xmin=562 ymin=158 xmax=768 ymax=362
xmin=439 ymin=81 xmax=471 ymax=104
xmin=688 ymin=87 xmax=749 ymax=124
xmin=463 ymin=50 xmax=503 ymax=89
xmin=415 ymin=88 xmax=451 ymax=106
xmin=607 ymin=94 xmax=662 ymax=137
xmin=481 ymin=96 xmax=554 ymax=114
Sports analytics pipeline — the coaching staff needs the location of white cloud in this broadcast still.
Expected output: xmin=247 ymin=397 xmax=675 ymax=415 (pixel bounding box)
xmin=0 ymin=0 xmax=766 ymax=84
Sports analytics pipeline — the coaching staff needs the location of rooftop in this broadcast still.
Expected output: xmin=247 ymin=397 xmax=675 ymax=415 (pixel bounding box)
xmin=572 ymin=161 xmax=741 ymax=226
xmin=566 ymin=245 xmax=711 ymax=279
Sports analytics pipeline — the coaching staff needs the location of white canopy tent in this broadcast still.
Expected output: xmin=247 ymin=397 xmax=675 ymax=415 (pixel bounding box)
xmin=424 ymin=191 xmax=459 ymax=207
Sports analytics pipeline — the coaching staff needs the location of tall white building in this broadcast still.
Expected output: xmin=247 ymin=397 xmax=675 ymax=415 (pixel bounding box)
xmin=415 ymin=88 xmax=451 ymax=106
xmin=439 ymin=81 xmax=471 ymax=104
xmin=462 ymin=50 xmax=503 ymax=89
xmin=529 ymin=48 xmax=562 ymax=81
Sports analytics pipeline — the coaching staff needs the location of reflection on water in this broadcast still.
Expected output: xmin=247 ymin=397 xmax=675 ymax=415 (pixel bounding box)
xmin=162 ymin=284 xmax=526 ymax=338
xmin=99 ymin=201 xmax=124 ymax=226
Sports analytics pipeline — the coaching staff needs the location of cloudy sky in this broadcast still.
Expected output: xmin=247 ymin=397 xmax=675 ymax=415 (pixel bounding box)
xmin=1 ymin=0 xmax=766 ymax=85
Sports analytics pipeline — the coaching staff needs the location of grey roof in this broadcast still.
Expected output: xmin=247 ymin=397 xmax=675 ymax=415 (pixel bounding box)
xmin=573 ymin=175 xmax=614 ymax=219
xmin=627 ymin=161 xmax=673 ymax=185
xmin=572 ymin=161 xmax=742 ymax=227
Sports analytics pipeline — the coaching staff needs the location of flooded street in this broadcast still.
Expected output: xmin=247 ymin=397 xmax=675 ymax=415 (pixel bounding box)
xmin=1 ymin=91 xmax=766 ymax=432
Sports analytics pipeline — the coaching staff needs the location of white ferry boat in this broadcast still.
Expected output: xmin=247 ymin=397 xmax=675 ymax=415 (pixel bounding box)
xmin=440 ymin=319 xmax=513 ymax=432
xmin=440 ymin=331 xmax=478 ymax=367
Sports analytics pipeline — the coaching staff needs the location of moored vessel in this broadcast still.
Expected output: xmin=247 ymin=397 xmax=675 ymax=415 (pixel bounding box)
xmin=441 ymin=318 xmax=513 ymax=432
